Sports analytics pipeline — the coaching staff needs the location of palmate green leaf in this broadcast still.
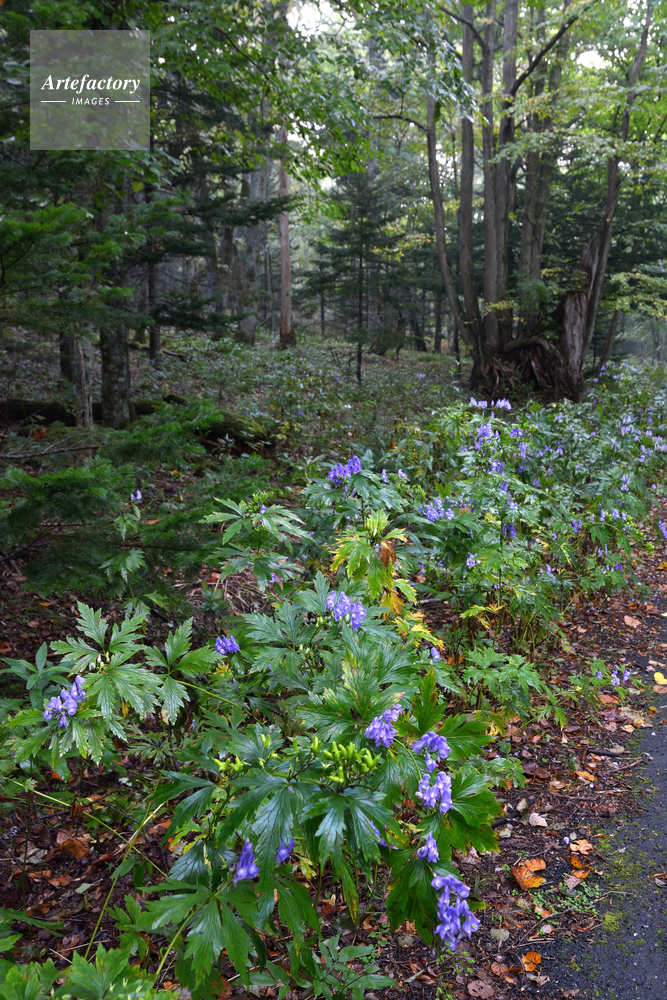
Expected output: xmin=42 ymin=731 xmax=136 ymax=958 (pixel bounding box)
xmin=244 ymin=613 xmax=288 ymax=646
xmin=410 ymin=669 xmax=444 ymax=733
xmin=164 ymin=619 xmax=193 ymax=666
xmin=438 ymin=714 xmax=490 ymax=761
xmin=73 ymin=603 xmax=109 ymax=647
xmin=88 ymin=661 xmax=161 ymax=720
xmin=159 ymin=676 xmax=189 ymax=723
xmin=302 ymin=792 xmax=346 ymax=863
xmin=385 ymin=852 xmax=437 ymax=939
xmin=275 ymin=874 xmax=319 ymax=944
xmin=251 ymin=780 xmax=294 ymax=864
xmin=334 ymin=854 xmax=359 ymax=925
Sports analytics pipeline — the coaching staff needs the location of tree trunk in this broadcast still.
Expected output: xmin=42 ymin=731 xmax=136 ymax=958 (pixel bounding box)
xmin=100 ymin=325 xmax=131 ymax=428
xmin=600 ymin=308 xmax=620 ymax=370
xmin=278 ymin=125 xmax=296 ymax=348
xmin=72 ymin=330 xmax=93 ymax=428
xmin=426 ymin=93 xmax=477 ymax=363
xmin=561 ymin=5 xmax=652 ymax=397
xmin=235 ymin=162 xmax=267 ymax=346
xmin=434 ymin=290 xmax=443 ymax=353
xmin=148 ymin=262 xmax=161 ymax=363
xmin=59 ymin=333 xmax=73 ymax=382
xmin=458 ymin=4 xmax=482 ymax=335
xmin=481 ymin=0 xmax=500 ymax=352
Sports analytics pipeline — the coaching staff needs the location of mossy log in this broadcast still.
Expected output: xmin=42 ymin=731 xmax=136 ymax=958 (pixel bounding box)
xmin=0 ymin=397 xmax=273 ymax=447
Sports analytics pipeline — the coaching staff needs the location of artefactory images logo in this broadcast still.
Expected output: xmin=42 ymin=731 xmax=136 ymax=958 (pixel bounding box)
xmin=30 ymin=30 xmax=150 ymax=150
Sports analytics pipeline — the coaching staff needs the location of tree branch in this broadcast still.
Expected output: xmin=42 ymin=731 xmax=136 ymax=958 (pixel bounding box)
xmin=373 ymin=113 xmax=427 ymax=133
xmin=511 ymin=3 xmax=596 ymax=97
xmin=435 ymin=3 xmax=486 ymax=50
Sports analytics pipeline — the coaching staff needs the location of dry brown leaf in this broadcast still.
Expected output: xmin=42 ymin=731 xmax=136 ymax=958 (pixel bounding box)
xmin=570 ymin=839 xmax=594 ymax=855
xmin=217 ymin=978 xmax=232 ymax=999
xmin=56 ymin=830 xmax=89 ymax=859
xmin=575 ymin=770 xmax=596 ymax=783
xmin=491 ymin=962 xmax=508 ymax=977
xmin=47 ymin=874 xmax=71 ymax=888
xmin=528 ymin=812 xmax=548 ymax=827
xmin=621 ymin=724 xmax=635 ymax=733
xmin=379 ymin=541 xmax=397 ymax=567
xmin=512 ymin=861 xmax=546 ymax=890
xmin=467 ymin=982 xmax=495 ymax=999
xmin=653 ymin=685 xmax=667 ymax=694
xmin=624 ymin=614 xmax=641 ymax=628
xmin=549 ymin=779 xmax=566 ymax=790
xmin=521 ymin=952 xmax=542 ymax=973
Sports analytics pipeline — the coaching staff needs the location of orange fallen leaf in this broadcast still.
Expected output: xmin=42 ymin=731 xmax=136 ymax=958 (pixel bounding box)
xmin=491 ymin=962 xmax=508 ymax=977
xmin=653 ymin=685 xmax=667 ymax=694
xmin=217 ymin=980 xmax=232 ymax=1000
xmin=56 ymin=830 xmax=89 ymax=859
xmin=599 ymin=694 xmax=619 ymax=705
xmin=570 ymin=839 xmax=594 ymax=855
xmin=47 ymin=874 xmax=71 ymax=888
xmin=513 ymin=860 xmax=546 ymax=890
xmin=575 ymin=770 xmax=596 ymax=783
xmin=521 ymin=952 xmax=542 ymax=972
xmin=621 ymin=724 xmax=635 ymax=733
xmin=535 ymin=905 xmax=553 ymax=917
xmin=570 ymin=855 xmax=585 ymax=869
xmin=624 ymin=615 xmax=641 ymax=628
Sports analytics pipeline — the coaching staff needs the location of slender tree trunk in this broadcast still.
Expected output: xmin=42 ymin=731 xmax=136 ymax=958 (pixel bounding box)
xmin=72 ymin=330 xmax=93 ymax=428
xmin=481 ymin=0 xmax=500 ymax=352
xmin=434 ymin=290 xmax=443 ymax=353
xmin=278 ymin=125 xmax=296 ymax=348
xmin=459 ymin=6 xmax=482 ymax=335
xmin=148 ymin=262 xmax=161 ymax=363
xmin=494 ymin=0 xmax=518 ymax=346
xmin=100 ymin=325 xmax=131 ymax=428
xmin=59 ymin=333 xmax=73 ymax=382
xmin=426 ymin=93 xmax=476 ymax=363
xmin=600 ymin=309 xmax=620 ymax=369
xmin=561 ymin=4 xmax=652 ymax=398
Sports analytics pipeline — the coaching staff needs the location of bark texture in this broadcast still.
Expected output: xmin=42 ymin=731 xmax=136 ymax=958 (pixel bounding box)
xmin=278 ymin=125 xmax=296 ymax=348
xmin=100 ymin=326 xmax=131 ymax=428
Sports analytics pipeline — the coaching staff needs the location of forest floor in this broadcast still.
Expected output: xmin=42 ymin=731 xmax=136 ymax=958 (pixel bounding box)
xmin=2 ymin=327 xmax=666 ymax=999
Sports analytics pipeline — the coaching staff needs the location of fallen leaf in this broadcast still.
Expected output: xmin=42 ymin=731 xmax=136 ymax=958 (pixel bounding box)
xmin=513 ymin=861 xmax=546 ymax=890
xmin=624 ymin=615 xmax=641 ymax=628
xmin=217 ymin=978 xmax=232 ymax=999
xmin=527 ymin=974 xmax=550 ymax=986
xmin=564 ymin=874 xmax=582 ymax=890
xmin=47 ymin=874 xmax=71 ymax=888
xmin=534 ymin=905 xmax=553 ymax=917
xmin=599 ymin=694 xmax=619 ymax=705
xmin=570 ymin=839 xmax=594 ymax=855
xmin=523 ymin=858 xmax=547 ymax=871
xmin=491 ymin=962 xmax=508 ymax=977
xmin=56 ymin=830 xmax=89 ymax=859
xmin=570 ymin=856 xmax=586 ymax=870
xmin=655 ymin=671 xmax=667 ymax=686
xmin=621 ymin=724 xmax=635 ymax=733
xmin=528 ymin=812 xmax=548 ymax=827
xmin=549 ymin=779 xmax=566 ymax=790
xmin=657 ymin=563 xmax=667 ymax=570
xmin=467 ymin=982 xmax=494 ymax=998
xmin=653 ymin=685 xmax=667 ymax=694
xmin=575 ymin=770 xmax=596 ymax=783
xmin=522 ymin=761 xmax=549 ymax=779
xmin=521 ymin=952 xmax=542 ymax=972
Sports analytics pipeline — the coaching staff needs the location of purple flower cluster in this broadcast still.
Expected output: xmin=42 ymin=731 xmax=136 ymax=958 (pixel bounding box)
xmin=326 ymin=590 xmax=367 ymax=629
xmin=44 ymin=677 xmax=86 ymax=727
xmin=430 ymin=646 xmax=441 ymax=662
xmin=233 ymin=839 xmax=259 ymax=883
xmin=660 ymin=521 xmax=667 ymax=540
xmin=328 ymin=455 xmax=362 ymax=486
xmin=420 ymin=497 xmax=454 ymax=522
xmin=416 ymin=831 xmax=439 ymax=862
xmin=413 ymin=730 xmax=451 ymax=760
xmin=365 ymin=703 xmax=402 ymax=748
xmin=275 ymin=837 xmax=294 ymax=865
xmin=465 ymin=553 xmax=478 ymax=570
xmin=416 ymin=771 xmax=452 ymax=813
xmin=130 ymin=490 xmax=142 ymax=502
xmin=216 ymin=634 xmax=240 ymax=655
xmin=432 ymin=873 xmax=480 ymax=950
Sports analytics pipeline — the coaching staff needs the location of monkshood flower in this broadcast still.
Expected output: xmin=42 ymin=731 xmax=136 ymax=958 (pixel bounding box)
xmin=365 ymin=703 xmax=403 ymax=748
xmin=275 ymin=838 xmax=294 ymax=865
xmin=349 ymin=600 xmax=367 ymax=629
xmin=611 ymin=670 xmax=620 ymax=686
xmin=417 ymin=832 xmax=439 ymax=862
xmin=432 ymin=873 xmax=479 ymax=950
xmin=233 ymin=840 xmax=259 ymax=883
xmin=431 ymin=646 xmax=441 ymax=662
xmin=397 ymin=469 xmax=408 ymax=481
xmin=660 ymin=521 xmax=667 ymax=540
xmin=44 ymin=677 xmax=86 ymax=726
xmin=469 ymin=398 xmax=488 ymax=409
xmin=620 ymin=474 xmax=630 ymax=492
xmin=130 ymin=489 xmax=142 ymax=502
xmin=476 ymin=421 xmax=494 ymax=441
xmin=328 ymin=455 xmax=363 ymax=486
xmin=493 ymin=398 xmax=512 ymax=410
xmin=623 ymin=668 xmax=631 ymax=683
xmin=216 ymin=635 xmax=240 ymax=655
xmin=413 ymin=731 xmax=451 ymax=761
xmin=381 ymin=469 xmax=389 ymax=483
xmin=465 ymin=553 xmax=478 ymax=569
xmin=503 ymin=523 xmax=516 ymax=539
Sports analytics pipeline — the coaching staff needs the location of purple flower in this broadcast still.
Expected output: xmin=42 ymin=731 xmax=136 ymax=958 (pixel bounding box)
xmin=397 ymin=469 xmax=408 ymax=482
xmin=333 ymin=592 xmax=351 ymax=621
xmin=430 ymin=646 xmax=441 ymax=662
xmin=71 ymin=676 xmax=85 ymax=701
xmin=623 ymin=668 xmax=631 ymax=682
xmin=417 ymin=832 xmax=439 ymax=862
xmin=130 ymin=489 xmax=142 ymax=502
xmin=43 ymin=695 xmax=63 ymax=723
xmin=465 ymin=553 xmax=477 ymax=570
xmin=434 ymin=772 xmax=453 ymax=813
xmin=431 ymin=874 xmax=478 ymax=950
xmin=349 ymin=600 xmax=367 ymax=630
xmin=233 ymin=839 xmax=259 ymax=883
xmin=413 ymin=731 xmax=450 ymax=761
xmin=365 ymin=716 xmax=396 ymax=748
xmin=325 ymin=591 xmax=337 ymax=611
xmin=424 ymin=753 xmax=437 ymax=773
xmin=275 ymin=837 xmax=294 ymax=865
xmin=659 ymin=521 xmax=667 ymax=540
xmin=365 ymin=703 xmax=402 ymax=747
xmin=416 ymin=773 xmax=439 ymax=808
xmin=216 ymin=635 xmax=240 ymax=655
